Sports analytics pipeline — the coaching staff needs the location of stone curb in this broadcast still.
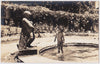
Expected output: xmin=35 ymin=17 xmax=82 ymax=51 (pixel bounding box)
xmin=39 ymin=43 xmax=99 ymax=54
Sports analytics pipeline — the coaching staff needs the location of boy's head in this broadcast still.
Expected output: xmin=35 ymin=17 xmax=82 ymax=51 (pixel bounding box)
xmin=58 ymin=25 xmax=63 ymax=32
xmin=23 ymin=11 xmax=32 ymax=19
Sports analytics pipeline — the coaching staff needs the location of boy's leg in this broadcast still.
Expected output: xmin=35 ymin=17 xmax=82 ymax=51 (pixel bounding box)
xmin=26 ymin=38 xmax=33 ymax=47
xmin=58 ymin=46 xmax=60 ymax=53
xmin=57 ymin=43 xmax=60 ymax=53
xmin=26 ymin=32 xmax=35 ymax=47
xmin=17 ymin=32 xmax=27 ymax=50
xmin=61 ymin=43 xmax=63 ymax=53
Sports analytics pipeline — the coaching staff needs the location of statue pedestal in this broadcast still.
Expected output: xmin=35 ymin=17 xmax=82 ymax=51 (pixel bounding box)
xmin=18 ymin=46 xmax=37 ymax=56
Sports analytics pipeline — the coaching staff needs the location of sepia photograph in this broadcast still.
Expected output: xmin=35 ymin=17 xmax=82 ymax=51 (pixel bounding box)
xmin=1 ymin=1 xmax=99 ymax=63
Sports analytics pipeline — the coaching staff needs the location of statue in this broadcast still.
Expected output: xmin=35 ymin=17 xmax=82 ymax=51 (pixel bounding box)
xmin=17 ymin=11 xmax=35 ymax=51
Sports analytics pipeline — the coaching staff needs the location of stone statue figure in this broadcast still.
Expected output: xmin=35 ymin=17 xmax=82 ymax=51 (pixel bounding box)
xmin=17 ymin=11 xmax=35 ymax=51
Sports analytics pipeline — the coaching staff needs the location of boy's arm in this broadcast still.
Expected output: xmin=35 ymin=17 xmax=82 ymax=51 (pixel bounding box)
xmin=62 ymin=33 xmax=65 ymax=43
xmin=54 ymin=34 xmax=57 ymax=42
xmin=22 ymin=18 xmax=34 ymax=28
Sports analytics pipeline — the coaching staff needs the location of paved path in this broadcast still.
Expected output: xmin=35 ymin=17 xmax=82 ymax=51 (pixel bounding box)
xmin=1 ymin=33 xmax=99 ymax=63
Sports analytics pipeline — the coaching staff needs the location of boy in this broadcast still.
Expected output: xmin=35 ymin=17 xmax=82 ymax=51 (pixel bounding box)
xmin=54 ymin=27 xmax=65 ymax=54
